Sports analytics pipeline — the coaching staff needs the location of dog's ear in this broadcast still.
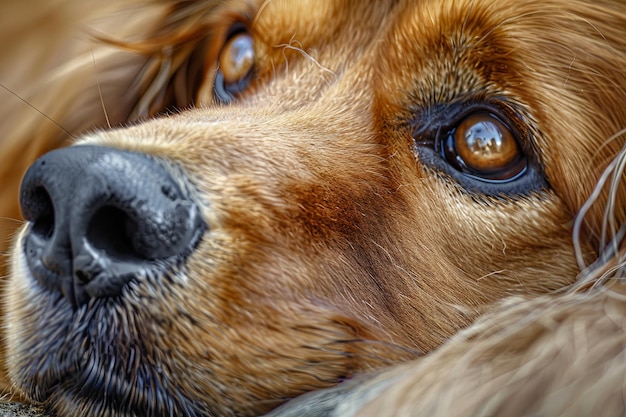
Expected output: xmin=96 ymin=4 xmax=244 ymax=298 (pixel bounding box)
xmin=102 ymin=1 xmax=227 ymax=119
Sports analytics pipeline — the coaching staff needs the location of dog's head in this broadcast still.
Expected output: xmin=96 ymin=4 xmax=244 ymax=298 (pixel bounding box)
xmin=5 ymin=0 xmax=626 ymax=416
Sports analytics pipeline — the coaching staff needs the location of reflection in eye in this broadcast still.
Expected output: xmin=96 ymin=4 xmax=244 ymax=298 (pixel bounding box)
xmin=443 ymin=112 xmax=526 ymax=182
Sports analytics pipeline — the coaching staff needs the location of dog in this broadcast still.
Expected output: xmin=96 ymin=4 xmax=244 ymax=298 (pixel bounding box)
xmin=1 ymin=0 xmax=626 ymax=416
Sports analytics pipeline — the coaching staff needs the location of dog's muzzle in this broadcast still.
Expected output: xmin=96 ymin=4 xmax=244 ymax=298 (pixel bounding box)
xmin=19 ymin=145 xmax=206 ymax=308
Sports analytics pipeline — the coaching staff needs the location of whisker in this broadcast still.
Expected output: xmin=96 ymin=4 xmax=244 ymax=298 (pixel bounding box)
xmin=572 ymin=129 xmax=626 ymax=287
xmin=0 ymin=83 xmax=74 ymax=138
xmin=274 ymin=40 xmax=336 ymax=79
xmin=92 ymin=51 xmax=111 ymax=129
xmin=0 ymin=217 xmax=23 ymax=225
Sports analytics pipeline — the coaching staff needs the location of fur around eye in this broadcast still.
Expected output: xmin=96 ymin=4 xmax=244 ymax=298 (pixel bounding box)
xmin=214 ymin=30 xmax=255 ymax=104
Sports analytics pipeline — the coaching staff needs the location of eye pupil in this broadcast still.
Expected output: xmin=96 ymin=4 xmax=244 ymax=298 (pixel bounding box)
xmin=445 ymin=112 xmax=526 ymax=181
xmin=219 ymin=33 xmax=255 ymax=85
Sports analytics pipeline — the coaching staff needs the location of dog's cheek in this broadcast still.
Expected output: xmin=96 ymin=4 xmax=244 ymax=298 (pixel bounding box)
xmin=381 ymin=143 xmax=580 ymax=297
xmin=151 ymin=264 xmax=404 ymax=415
xmin=430 ymin=183 xmax=579 ymax=293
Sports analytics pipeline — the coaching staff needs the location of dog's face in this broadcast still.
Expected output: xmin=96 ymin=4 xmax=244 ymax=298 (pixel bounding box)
xmin=5 ymin=0 xmax=626 ymax=416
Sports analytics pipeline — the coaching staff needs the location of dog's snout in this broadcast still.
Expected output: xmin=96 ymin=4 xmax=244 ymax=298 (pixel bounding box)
xmin=19 ymin=145 xmax=206 ymax=307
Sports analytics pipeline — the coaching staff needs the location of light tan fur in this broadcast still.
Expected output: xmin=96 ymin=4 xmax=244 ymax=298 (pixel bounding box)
xmin=0 ymin=0 xmax=625 ymax=416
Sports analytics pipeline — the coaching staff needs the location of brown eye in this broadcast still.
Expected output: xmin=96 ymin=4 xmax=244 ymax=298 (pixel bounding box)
xmin=214 ymin=31 xmax=255 ymax=104
xmin=220 ymin=33 xmax=254 ymax=85
xmin=443 ymin=112 xmax=526 ymax=181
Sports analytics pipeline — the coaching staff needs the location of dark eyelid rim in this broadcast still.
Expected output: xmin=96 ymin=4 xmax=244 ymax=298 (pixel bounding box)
xmin=413 ymin=100 xmax=526 ymax=148
xmin=224 ymin=21 xmax=250 ymax=41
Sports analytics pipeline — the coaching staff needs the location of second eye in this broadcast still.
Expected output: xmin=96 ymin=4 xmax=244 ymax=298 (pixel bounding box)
xmin=214 ymin=29 xmax=255 ymax=104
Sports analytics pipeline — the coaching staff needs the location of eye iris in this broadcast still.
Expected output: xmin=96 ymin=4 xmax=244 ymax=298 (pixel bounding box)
xmin=450 ymin=112 xmax=525 ymax=180
xmin=455 ymin=113 xmax=517 ymax=170
xmin=219 ymin=33 xmax=254 ymax=85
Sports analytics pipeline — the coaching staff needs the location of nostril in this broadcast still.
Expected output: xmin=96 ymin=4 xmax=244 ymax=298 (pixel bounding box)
xmin=86 ymin=206 xmax=143 ymax=262
xmin=27 ymin=186 xmax=55 ymax=240
xmin=74 ymin=269 xmax=90 ymax=284
xmin=161 ymin=184 xmax=178 ymax=201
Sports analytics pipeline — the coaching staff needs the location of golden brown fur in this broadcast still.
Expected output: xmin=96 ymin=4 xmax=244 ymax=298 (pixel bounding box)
xmin=1 ymin=0 xmax=625 ymax=416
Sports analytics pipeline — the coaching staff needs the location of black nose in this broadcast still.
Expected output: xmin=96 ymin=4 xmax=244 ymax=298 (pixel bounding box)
xmin=19 ymin=145 xmax=206 ymax=307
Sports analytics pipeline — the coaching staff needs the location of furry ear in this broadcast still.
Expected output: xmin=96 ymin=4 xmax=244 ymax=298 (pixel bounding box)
xmin=102 ymin=1 xmax=224 ymax=119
